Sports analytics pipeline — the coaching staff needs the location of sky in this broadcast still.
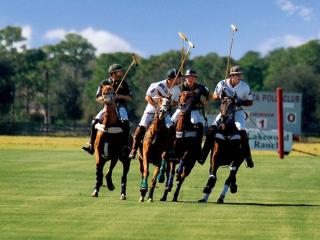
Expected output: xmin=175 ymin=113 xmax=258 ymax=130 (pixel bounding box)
xmin=0 ymin=0 xmax=319 ymax=59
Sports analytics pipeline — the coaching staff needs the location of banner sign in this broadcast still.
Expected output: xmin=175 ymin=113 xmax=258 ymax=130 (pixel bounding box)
xmin=245 ymin=92 xmax=302 ymax=135
xmin=247 ymin=129 xmax=292 ymax=152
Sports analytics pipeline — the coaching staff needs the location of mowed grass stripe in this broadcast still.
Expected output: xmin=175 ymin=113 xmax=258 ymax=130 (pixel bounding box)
xmin=0 ymin=136 xmax=319 ymax=240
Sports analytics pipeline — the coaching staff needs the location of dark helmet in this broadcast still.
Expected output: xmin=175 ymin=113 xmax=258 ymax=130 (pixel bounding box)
xmin=229 ymin=66 xmax=244 ymax=75
xmin=185 ymin=69 xmax=198 ymax=77
xmin=108 ymin=64 xmax=124 ymax=74
xmin=167 ymin=68 xmax=182 ymax=79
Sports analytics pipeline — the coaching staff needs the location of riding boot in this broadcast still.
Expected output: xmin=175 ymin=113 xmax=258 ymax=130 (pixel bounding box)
xmin=128 ymin=125 xmax=146 ymax=159
xmin=240 ymin=130 xmax=254 ymax=168
xmin=121 ymin=120 xmax=130 ymax=146
xmin=199 ymin=125 xmax=217 ymax=165
xmin=82 ymin=119 xmax=99 ymax=155
xmin=195 ymin=123 xmax=204 ymax=163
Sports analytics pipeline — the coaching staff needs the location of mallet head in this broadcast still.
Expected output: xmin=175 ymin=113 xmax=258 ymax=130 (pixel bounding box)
xmin=132 ymin=54 xmax=139 ymax=66
xmin=178 ymin=32 xmax=195 ymax=48
xmin=231 ymin=24 xmax=238 ymax=32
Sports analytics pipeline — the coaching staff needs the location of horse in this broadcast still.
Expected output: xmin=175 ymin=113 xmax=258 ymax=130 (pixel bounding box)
xmin=160 ymin=91 xmax=199 ymax=202
xmin=91 ymin=85 xmax=131 ymax=200
xmin=199 ymin=94 xmax=245 ymax=203
xmin=138 ymin=95 xmax=171 ymax=202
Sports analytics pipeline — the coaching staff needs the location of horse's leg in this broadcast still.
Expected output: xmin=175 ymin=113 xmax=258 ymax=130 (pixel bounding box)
xmin=199 ymin=148 xmax=219 ymax=202
xmin=120 ymin=158 xmax=130 ymax=200
xmin=105 ymin=157 xmax=117 ymax=191
xmin=147 ymin=166 xmax=160 ymax=202
xmin=157 ymin=159 xmax=166 ymax=183
xmin=217 ymin=160 xmax=242 ymax=203
xmin=217 ymin=176 xmax=231 ymax=204
xmin=139 ymin=150 xmax=149 ymax=201
xmin=92 ymin=133 xmax=105 ymax=197
xmin=160 ymin=161 xmax=176 ymax=201
xmin=176 ymin=159 xmax=184 ymax=181
xmin=229 ymin=162 xmax=241 ymax=194
xmin=172 ymin=165 xmax=191 ymax=202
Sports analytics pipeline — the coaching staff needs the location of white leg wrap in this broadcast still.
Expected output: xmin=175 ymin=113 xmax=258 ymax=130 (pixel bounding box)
xmin=221 ymin=184 xmax=229 ymax=197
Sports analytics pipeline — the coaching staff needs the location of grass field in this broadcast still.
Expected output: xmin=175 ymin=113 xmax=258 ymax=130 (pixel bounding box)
xmin=0 ymin=136 xmax=319 ymax=240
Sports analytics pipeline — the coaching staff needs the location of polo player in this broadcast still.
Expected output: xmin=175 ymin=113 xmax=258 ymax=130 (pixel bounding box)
xmin=199 ymin=66 xmax=254 ymax=167
xmin=82 ymin=64 xmax=133 ymax=154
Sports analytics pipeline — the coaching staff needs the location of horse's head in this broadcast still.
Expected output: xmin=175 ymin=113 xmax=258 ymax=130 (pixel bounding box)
xmin=102 ymin=85 xmax=115 ymax=104
xmin=156 ymin=96 xmax=170 ymax=120
xmin=178 ymin=91 xmax=194 ymax=114
xmin=220 ymin=95 xmax=236 ymax=131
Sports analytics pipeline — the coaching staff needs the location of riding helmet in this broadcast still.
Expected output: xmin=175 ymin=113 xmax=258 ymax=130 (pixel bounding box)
xmin=167 ymin=68 xmax=182 ymax=79
xmin=229 ymin=66 xmax=245 ymax=75
xmin=185 ymin=69 xmax=198 ymax=77
xmin=108 ymin=64 xmax=124 ymax=74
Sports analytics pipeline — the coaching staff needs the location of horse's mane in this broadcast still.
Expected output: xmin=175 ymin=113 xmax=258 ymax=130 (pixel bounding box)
xmin=176 ymin=91 xmax=194 ymax=132
xmin=219 ymin=96 xmax=238 ymax=135
xmin=101 ymin=85 xmax=120 ymax=127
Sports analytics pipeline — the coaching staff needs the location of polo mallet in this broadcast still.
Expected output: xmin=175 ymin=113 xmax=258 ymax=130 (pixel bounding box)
xmin=220 ymin=24 xmax=241 ymax=99
xmin=224 ymin=24 xmax=238 ymax=81
xmin=168 ymin=32 xmax=195 ymax=94
xmin=115 ymin=54 xmax=139 ymax=94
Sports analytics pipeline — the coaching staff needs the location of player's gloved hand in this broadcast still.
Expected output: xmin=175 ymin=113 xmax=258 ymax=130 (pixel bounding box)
xmin=235 ymin=98 xmax=244 ymax=107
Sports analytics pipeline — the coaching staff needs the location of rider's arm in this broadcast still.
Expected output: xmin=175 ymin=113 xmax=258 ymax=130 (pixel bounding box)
xmin=96 ymin=85 xmax=105 ymax=104
xmin=239 ymin=99 xmax=253 ymax=107
xmin=116 ymin=82 xmax=133 ymax=102
xmin=115 ymin=94 xmax=132 ymax=102
xmin=145 ymin=95 xmax=156 ymax=107
xmin=96 ymin=96 xmax=104 ymax=104
xmin=211 ymin=92 xmax=221 ymax=101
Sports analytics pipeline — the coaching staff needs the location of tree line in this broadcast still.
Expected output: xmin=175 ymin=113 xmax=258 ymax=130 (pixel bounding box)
xmin=0 ymin=26 xmax=319 ymax=133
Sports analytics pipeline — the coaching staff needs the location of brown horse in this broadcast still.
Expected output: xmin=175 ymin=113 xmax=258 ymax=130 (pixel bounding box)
xmin=199 ymin=95 xmax=245 ymax=203
xmin=160 ymin=91 xmax=199 ymax=201
xmin=91 ymin=85 xmax=131 ymax=200
xmin=138 ymin=96 xmax=171 ymax=202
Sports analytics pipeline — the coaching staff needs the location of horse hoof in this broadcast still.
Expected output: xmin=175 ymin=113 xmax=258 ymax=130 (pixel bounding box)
xmin=217 ymin=198 xmax=224 ymax=204
xmin=230 ymin=184 xmax=237 ymax=194
xmin=140 ymin=188 xmax=148 ymax=197
xmin=120 ymin=194 xmax=126 ymax=200
xmin=105 ymin=178 xmax=115 ymax=191
xmin=139 ymin=196 xmax=144 ymax=202
xmin=172 ymin=198 xmax=178 ymax=202
xmin=198 ymin=198 xmax=207 ymax=203
xmin=91 ymin=189 xmax=98 ymax=197
xmin=147 ymin=198 xmax=153 ymax=202
xmin=160 ymin=196 xmax=167 ymax=201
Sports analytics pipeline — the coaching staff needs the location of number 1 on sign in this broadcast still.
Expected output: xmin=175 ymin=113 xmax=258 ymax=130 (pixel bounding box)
xmin=257 ymin=118 xmax=267 ymax=129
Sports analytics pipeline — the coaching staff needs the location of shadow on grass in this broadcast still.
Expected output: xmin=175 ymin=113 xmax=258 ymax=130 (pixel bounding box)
xmin=171 ymin=200 xmax=320 ymax=207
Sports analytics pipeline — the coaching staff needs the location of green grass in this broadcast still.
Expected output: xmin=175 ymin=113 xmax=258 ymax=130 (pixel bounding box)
xmin=0 ymin=137 xmax=320 ymax=240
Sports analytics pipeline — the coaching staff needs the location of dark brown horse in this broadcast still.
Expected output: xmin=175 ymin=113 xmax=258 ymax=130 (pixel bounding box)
xmin=138 ymin=96 xmax=171 ymax=202
xmin=91 ymin=85 xmax=131 ymax=200
xmin=160 ymin=91 xmax=199 ymax=202
xmin=199 ymin=95 xmax=245 ymax=203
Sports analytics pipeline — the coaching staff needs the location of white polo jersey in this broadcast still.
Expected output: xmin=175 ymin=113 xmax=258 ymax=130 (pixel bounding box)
xmin=213 ymin=78 xmax=253 ymax=130
xmin=144 ymin=79 xmax=180 ymax=114
xmin=214 ymin=78 xmax=253 ymax=102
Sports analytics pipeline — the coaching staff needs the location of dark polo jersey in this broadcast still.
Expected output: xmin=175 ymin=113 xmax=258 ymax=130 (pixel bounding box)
xmin=182 ymin=82 xmax=209 ymax=110
xmin=96 ymin=78 xmax=132 ymax=107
